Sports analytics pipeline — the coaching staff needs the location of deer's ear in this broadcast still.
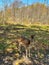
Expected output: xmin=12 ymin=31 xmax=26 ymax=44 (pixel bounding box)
xmin=30 ymin=34 xmax=35 ymax=39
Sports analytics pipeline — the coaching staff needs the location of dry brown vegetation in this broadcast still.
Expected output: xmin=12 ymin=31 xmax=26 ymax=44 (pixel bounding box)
xmin=0 ymin=0 xmax=49 ymax=25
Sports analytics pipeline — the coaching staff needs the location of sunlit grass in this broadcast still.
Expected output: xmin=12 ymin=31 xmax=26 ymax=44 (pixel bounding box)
xmin=0 ymin=24 xmax=49 ymax=52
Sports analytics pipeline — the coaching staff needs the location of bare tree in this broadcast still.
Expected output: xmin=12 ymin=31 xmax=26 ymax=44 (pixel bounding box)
xmin=2 ymin=0 xmax=10 ymax=24
xmin=11 ymin=0 xmax=24 ymax=22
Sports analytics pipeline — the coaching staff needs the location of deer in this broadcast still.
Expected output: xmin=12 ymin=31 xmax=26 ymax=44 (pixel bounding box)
xmin=16 ymin=35 xmax=35 ymax=58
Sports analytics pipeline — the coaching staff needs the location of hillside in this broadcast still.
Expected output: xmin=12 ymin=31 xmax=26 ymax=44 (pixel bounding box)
xmin=18 ymin=3 xmax=49 ymax=24
xmin=0 ymin=3 xmax=49 ymax=25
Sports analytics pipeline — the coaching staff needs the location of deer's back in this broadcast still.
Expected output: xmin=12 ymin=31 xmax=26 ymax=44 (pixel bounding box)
xmin=17 ymin=36 xmax=30 ymax=47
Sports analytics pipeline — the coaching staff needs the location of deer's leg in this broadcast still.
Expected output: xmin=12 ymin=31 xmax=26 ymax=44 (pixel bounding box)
xmin=19 ymin=43 xmax=21 ymax=52
xmin=26 ymin=48 xmax=28 ymax=58
xmin=29 ymin=48 xmax=30 ymax=58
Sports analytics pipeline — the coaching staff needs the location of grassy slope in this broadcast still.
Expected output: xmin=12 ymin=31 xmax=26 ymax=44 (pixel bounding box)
xmin=0 ymin=24 xmax=49 ymax=51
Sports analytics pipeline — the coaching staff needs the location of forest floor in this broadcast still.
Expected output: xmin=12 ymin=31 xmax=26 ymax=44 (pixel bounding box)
xmin=0 ymin=24 xmax=49 ymax=65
